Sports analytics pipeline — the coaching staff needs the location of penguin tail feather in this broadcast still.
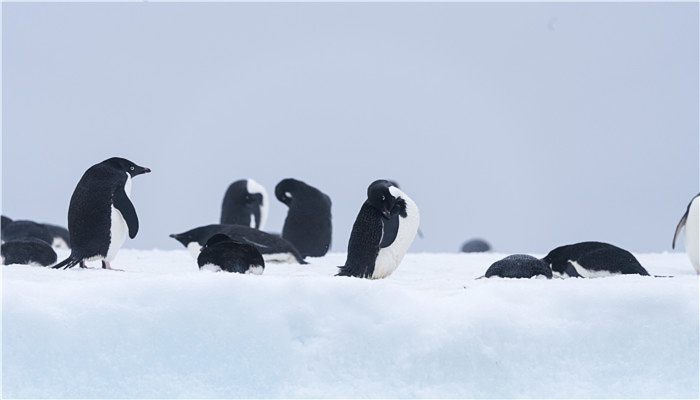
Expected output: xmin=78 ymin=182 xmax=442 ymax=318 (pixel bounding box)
xmin=51 ymin=255 xmax=80 ymax=269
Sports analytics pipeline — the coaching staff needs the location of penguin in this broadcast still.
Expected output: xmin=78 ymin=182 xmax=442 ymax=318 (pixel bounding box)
xmin=483 ymin=254 xmax=552 ymax=279
xmin=673 ymin=193 xmax=699 ymax=274
xmin=1 ymin=215 xmax=12 ymax=233
xmin=2 ymin=238 xmax=57 ymax=267
xmin=197 ymin=234 xmax=265 ymax=274
xmin=461 ymin=238 xmax=492 ymax=253
xmin=542 ymin=241 xmax=649 ymax=277
xmin=170 ymin=224 xmax=307 ymax=264
xmin=337 ymin=180 xmax=420 ymax=279
xmin=43 ymin=223 xmax=71 ymax=249
xmin=385 ymin=180 xmax=424 ymax=240
xmin=52 ymin=157 xmax=151 ymax=270
xmin=275 ymin=178 xmax=332 ymax=257
xmin=220 ymin=179 xmax=269 ymax=230
xmin=1 ymin=220 xmax=53 ymax=245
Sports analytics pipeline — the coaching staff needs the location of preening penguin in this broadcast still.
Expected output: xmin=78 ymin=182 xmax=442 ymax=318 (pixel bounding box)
xmin=220 ymin=179 xmax=268 ymax=230
xmin=197 ymin=234 xmax=265 ymax=274
xmin=2 ymin=238 xmax=57 ymax=267
xmin=673 ymin=193 xmax=699 ymax=274
xmin=275 ymin=178 xmax=332 ymax=257
xmin=542 ymin=241 xmax=649 ymax=277
xmin=52 ymin=157 xmax=151 ymax=270
xmin=170 ymin=224 xmax=307 ymax=264
xmin=337 ymin=180 xmax=420 ymax=279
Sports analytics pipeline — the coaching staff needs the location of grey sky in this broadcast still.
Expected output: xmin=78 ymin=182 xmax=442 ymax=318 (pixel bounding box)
xmin=2 ymin=3 xmax=698 ymax=254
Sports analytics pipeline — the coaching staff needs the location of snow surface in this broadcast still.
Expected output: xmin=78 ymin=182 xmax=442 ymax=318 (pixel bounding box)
xmin=3 ymin=250 xmax=699 ymax=398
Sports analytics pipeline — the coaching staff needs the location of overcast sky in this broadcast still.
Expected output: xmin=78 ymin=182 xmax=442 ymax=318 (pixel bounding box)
xmin=3 ymin=3 xmax=698 ymax=254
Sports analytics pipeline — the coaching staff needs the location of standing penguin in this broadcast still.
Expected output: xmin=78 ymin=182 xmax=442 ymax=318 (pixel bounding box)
xmin=673 ymin=193 xmax=699 ymax=274
xmin=52 ymin=157 xmax=151 ymax=270
xmin=337 ymin=180 xmax=420 ymax=279
xmin=275 ymin=178 xmax=332 ymax=257
xmin=197 ymin=234 xmax=265 ymax=274
xmin=220 ymin=179 xmax=269 ymax=230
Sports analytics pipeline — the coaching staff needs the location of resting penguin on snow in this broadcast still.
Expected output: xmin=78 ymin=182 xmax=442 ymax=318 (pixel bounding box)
xmin=275 ymin=178 xmax=332 ymax=257
xmin=220 ymin=179 xmax=269 ymax=230
xmin=483 ymin=254 xmax=552 ymax=279
xmin=337 ymin=180 xmax=420 ymax=279
xmin=170 ymin=224 xmax=307 ymax=264
xmin=673 ymin=193 xmax=699 ymax=274
xmin=197 ymin=234 xmax=265 ymax=274
xmin=52 ymin=157 xmax=151 ymax=270
xmin=2 ymin=238 xmax=57 ymax=267
xmin=542 ymin=241 xmax=649 ymax=278
xmin=1 ymin=220 xmax=53 ymax=245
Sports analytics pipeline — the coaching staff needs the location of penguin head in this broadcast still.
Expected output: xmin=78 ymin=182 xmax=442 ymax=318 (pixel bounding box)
xmin=275 ymin=178 xmax=305 ymax=205
xmin=367 ymin=180 xmax=402 ymax=220
xmin=228 ymin=180 xmax=265 ymax=216
xmin=104 ymin=157 xmax=151 ymax=177
xmin=202 ymin=233 xmax=234 ymax=249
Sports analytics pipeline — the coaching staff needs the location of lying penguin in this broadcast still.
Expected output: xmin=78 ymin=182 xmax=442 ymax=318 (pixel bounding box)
xmin=2 ymin=238 xmax=57 ymax=267
xmin=461 ymin=238 xmax=491 ymax=253
xmin=483 ymin=254 xmax=552 ymax=279
xmin=170 ymin=224 xmax=307 ymax=264
xmin=542 ymin=241 xmax=649 ymax=278
xmin=197 ymin=234 xmax=265 ymax=274
xmin=1 ymin=216 xmax=70 ymax=249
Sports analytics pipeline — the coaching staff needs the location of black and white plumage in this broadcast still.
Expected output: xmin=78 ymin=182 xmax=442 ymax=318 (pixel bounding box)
xmin=197 ymin=234 xmax=265 ymax=274
xmin=337 ymin=180 xmax=420 ymax=279
xmin=170 ymin=224 xmax=307 ymax=264
xmin=1 ymin=220 xmax=53 ymax=245
xmin=275 ymin=178 xmax=332 ymax=258
xmin=673 ymin=193 xmax=699 ymax=274
xmin=2 ymin=238 xmax=57 ymax=267
xmin=461 ymin=238 xmax=492 ymax=253
xmin=43 ymin=223 xmax=71 ymax=249
xmin=542 ymin=241 xmax=649 ymax=278
xmin=52 ymin=157 xmax=151 ymax=270
xmin=484 ymin=254 xmax=552 ymax=279
xmin=220 ymin=179 xmax=268 ymax=230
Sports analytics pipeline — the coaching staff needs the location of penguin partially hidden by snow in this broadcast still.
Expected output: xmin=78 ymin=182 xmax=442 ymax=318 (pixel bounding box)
xmin=542 ymin=241 xmax=649 ymax=278
xmin=483 ymin=254 xmax=552 ymax=279
xmin=275 ymin=178 xmax=332 ymax=258
xmin=52 ymin=157 xmax=151 ymax=270
xmin=197 ymin=234 xmax=265 ymax=274
xmin=220 ymin=179 xmax=269 ymax=230
xmin=673 ymin=193 xmax=699 ymax=274
xmin=337 ymin=180 xmax=420 ymax=279
xmin=170 ymin=224 xmax=307 ymax=264
xmin=2 ymin=238 xmax=57 ymax=267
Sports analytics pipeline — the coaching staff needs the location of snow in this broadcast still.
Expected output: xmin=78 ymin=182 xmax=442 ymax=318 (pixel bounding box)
xmin=3 ymin=250 xmax=699 ymax=398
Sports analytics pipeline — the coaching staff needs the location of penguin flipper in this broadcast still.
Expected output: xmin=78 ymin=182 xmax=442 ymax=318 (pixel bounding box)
xmin=113 ymin=187 xmax=139 ymax=239
xmin=673 ymin=210 xmax=688 ymax=249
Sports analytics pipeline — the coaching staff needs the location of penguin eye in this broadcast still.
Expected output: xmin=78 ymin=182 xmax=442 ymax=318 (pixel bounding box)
xmin=130 ymin=166 xmax=135 ymax=171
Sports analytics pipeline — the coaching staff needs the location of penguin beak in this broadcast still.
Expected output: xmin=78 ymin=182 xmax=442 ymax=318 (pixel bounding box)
xmin=143 ymin=167 xmax=151 ymax=174
xmin=169 ymin=234 xmax=177 ymax=238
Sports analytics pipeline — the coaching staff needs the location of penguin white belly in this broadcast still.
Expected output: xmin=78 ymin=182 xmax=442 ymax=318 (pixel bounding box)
xmin=686 ymin=198 xmax=699 ymax=273
xmin=569 ymin=260 xmax=618 ymax=278
xmin=246 ymin=179 xmax=268 ymax=230
xmin=105 ymin=174 xmax=132 ymax=262
xmin=372 ymin=188 xmax=420 ymax=279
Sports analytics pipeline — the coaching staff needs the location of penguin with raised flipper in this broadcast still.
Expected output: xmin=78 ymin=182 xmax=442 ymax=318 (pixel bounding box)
xmin=52 ymin=157 xmax=150 ymax=270
xmin=220 ymin=179 xmax=269 ymax=230
xmin=197 ymin=234 xmax=265 ymax=274
xmin=337 ymin=180 xmax=420 ymax=279
xmin=673 ymin=193 xmax=699 ymax=274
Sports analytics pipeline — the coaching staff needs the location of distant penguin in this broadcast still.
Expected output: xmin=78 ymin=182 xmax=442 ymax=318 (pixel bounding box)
xmin=43 ymin=223 xmax=71 ymax=249
xmin=275 ymin=178 xmax=332 ymax=257
xmin=484 ymin=254 xmax=552 ymax=279
xmin=461 ymin=239 xmax=491 ymax=253
xmin=170 ymin=224 xmax=307 ymax=264
xmin=337 ymin=180 xmax=420 ymax=279
xmin=52 ymin=157 xmax=151 ymax=270
xmin=542 ymin=241 xmax=649 ymax=277
xmin=1 ymin=220 xmax=53 ymax=245
xmin=220 ymin=179 xmax=269 ymax=230
xmin=2 ymin=238 xmax=57 ymax=266
xmin=673 ymin=193 xmax=699 ymax=274
xmin=197 ymin=234 xmax=265 ymax=274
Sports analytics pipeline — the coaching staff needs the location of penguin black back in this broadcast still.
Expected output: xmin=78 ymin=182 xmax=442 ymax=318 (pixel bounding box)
xmin=2 ymin=238 xmax=57 ymax=266
xmin=220 ymin=179 xmax=268 ymax=229
xmin=197 ymin=234 xmax=265 ymax=274
xmin=2 ymin=220 xmax=53 ymax=244
xmin=461 ymin=239 xmax=492 ymax=253
xmin=484 ymin=254 xmax=552 ymax=279
xmin=275 ymin=178 xmax=332 ymax=257
xmin=1 ymin=215 xmax=12 ymax=233
xmin=542 ymin=241 xmax=648 ymax=277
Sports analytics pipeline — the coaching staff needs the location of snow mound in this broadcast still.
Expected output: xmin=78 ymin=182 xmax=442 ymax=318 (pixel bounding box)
xmin=3 ymin=250 xmax=698 ymax=398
